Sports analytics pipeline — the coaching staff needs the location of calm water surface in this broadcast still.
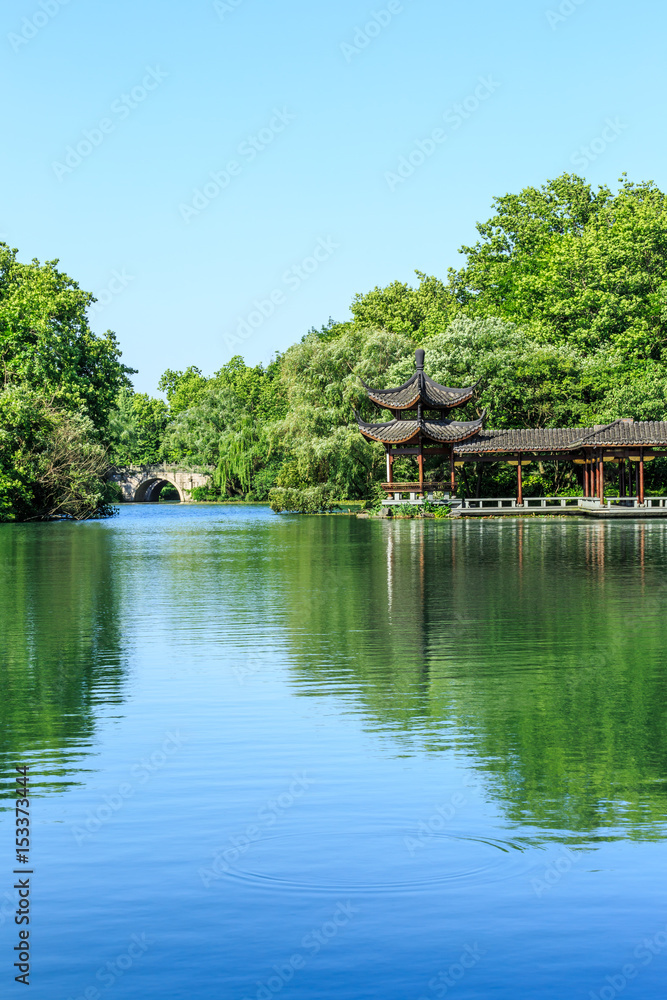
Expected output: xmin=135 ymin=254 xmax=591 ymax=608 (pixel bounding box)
xmin=1 ymin=506 xmax=666 ymax=999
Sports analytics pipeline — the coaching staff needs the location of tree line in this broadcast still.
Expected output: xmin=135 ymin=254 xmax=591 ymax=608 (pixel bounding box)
xmin=4 ymin=173 xmax=667 ymax=519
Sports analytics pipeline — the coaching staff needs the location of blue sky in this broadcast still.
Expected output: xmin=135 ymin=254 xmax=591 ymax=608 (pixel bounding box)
xmin=1 ymin=0 xmax=664 ymax=393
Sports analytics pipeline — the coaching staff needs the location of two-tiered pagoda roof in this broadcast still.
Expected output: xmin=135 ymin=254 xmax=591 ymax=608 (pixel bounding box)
xmin=357 ymin=349 xmax=482 ymax=447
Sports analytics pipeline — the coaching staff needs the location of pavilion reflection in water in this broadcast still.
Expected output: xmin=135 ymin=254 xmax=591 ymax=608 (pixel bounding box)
xmin=286 ymin=518 xmax=667 ymax=839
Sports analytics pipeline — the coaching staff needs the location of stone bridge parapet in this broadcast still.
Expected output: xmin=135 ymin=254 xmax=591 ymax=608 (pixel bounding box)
xmin=108 ymin=465 xmax=212 ymax=503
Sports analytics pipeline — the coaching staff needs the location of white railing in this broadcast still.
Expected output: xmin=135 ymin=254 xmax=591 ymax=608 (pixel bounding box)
xmin=463 ymin=498 xmax=519 ymax=509
xmin=463 ymin=496 xmax=579 ymax=509
xmin=605 ymin=496 xmax=667 ymax=509
xmin=521 ymin=497 xmax=580 ymax=508
xmin=380 ymin=494 xmax=667 ymax=510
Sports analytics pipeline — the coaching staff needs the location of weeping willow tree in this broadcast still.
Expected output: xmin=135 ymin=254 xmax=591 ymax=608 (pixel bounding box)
xmin=162 ymin=389 xmax=283 ymax=497
xmin=214 ymin=415 xmax=274 ymax=496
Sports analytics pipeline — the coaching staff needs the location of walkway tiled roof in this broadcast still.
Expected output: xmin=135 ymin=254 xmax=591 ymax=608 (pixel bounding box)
xmin=454 ymin=420 xmax=667 ymax=454
xmin=575 ymin=420 xmax=667 ymax=447
xmin=455 ymin=426 xmax=585 ymax=453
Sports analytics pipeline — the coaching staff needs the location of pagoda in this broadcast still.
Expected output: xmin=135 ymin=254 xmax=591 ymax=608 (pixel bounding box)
xmin=356 ymin=349 xmax=484 ymax=496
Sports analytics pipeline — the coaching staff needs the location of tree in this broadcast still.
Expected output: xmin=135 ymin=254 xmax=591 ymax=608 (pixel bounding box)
xmin=107 ymin=390 xmax=169 ymax=465
xmin=157 ymin=366 xmax=210 ymax=416
xmin=0 ymin=244 xmax=134 ymax=429
xmin=0 ymin=245 xmax=135 ymax=519
xmin=213 ymin=355 xmax=287 ymax=422
xmin=0 ymin=388 xmax=114 ymax=521
xmin=275 ymin=327 xmax=416 ymax=496
xmin=447 ymin=175 xmax=667 ymax=361
xmin=350 ymin=271 xmax=457 ymax=341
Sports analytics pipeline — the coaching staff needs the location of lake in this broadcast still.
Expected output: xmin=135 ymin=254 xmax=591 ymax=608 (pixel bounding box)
xmin=1 ymin=505 xmax=666 ymax=1000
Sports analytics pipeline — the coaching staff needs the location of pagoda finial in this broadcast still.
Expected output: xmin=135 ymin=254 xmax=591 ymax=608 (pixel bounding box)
xmin=415 ymin=348 xmax=425 ymax=371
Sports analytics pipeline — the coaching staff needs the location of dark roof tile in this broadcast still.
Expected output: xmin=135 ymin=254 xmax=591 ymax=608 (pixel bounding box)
xmin=357 ymin=413 xmax=485 ymax=445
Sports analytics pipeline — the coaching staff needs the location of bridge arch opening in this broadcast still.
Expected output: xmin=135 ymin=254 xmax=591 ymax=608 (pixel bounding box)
xmin=133 ymin=478 xmax=182 ymax=503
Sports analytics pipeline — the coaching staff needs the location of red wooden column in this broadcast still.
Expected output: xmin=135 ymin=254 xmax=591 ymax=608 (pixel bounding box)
xmin=619 ymin=459 xmax=625 ymax=497
xmin=598 ymin=453 xmax=604 ymax=503
xmin=517 ymin=454 xmax=523 ymax=506
xmin=387 ymin=450 xmax=394 ymax=484
xmin=417 ymin=438 xmax=424 ymax=491
xmin=639 ymin=448 xmax=645 ymax=505
xmin=450 ymin=449 xmax=456 ymax=492
xmin=583 ymin=459 xmax=589 ymax=497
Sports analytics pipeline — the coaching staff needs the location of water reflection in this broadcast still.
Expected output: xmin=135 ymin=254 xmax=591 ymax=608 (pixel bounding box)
xmin=280 ymin=517 xmax=667 ymax=840
xmin=0 ymin=524 xmax=128 ymax=801
xmin=2 ymin=508 xmax=666 ymax=841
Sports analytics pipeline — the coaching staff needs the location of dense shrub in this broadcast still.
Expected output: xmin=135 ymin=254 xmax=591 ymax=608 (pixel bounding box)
xmin=269 ymin=486 xmax=336 ymax=514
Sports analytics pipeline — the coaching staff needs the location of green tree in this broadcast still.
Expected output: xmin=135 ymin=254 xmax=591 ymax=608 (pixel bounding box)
xmin=448 ymin=174 xmax=667 ymax=361
xmin=0 ymin=245 xmax=133 ymax=519
xmin=213 ymin=355 xmax=287 ymax=422
xmin=157 ymin=366 xmax=210 ymax=416
xmin=0 ymin=387 xmax=114 ymax=521
xmin=107 ymin=390 xmax=169 ymax=465
xmin=0 ymin=244 xmax=133 ymax=429
xmin=350 ymin=270 xmax=457 ymax=341
xmin=275 ymin=327 xmax=416 ymax=496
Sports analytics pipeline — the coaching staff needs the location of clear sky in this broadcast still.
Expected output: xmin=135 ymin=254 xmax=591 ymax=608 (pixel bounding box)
xmin=2 ymin=0 xmax=664 ymax=393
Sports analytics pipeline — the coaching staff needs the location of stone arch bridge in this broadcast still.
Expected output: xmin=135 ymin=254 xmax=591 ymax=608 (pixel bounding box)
xmin=108 ymin=465 xmax=212 ymax=503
